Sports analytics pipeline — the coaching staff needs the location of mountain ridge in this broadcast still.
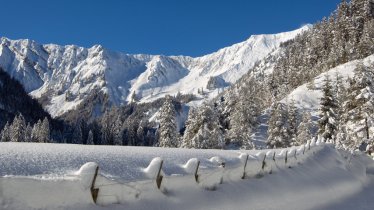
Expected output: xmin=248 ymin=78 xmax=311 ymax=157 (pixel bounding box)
xmin=0 ymin=25 xmax=310 ymax=117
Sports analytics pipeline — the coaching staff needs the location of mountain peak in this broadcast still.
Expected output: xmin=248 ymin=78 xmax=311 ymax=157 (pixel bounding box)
xmin=0 ymin=26 xmax=309 ymax=117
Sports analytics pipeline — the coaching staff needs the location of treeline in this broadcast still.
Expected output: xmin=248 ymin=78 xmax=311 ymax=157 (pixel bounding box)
xmin=1 ymin=114 xmax=51 ymax=143
xmin=51 ymin=93 xmax=195 ymax=146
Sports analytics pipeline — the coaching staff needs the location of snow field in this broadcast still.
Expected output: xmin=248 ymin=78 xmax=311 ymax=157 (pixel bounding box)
xmin=0 ymin=141 xmax=326 ymax=209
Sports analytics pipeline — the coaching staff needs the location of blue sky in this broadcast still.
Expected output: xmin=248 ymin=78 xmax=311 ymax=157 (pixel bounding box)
xmin=1 ymin=0 xmax=341 ymax=56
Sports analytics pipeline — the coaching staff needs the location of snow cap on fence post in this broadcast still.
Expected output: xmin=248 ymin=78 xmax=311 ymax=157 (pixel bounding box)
xmin=143 ymin=157 xmax=164 ymax=189
xmin=75 ymin=162 xmax=100 ymax=204
xmin=239 ymin=153 xmax=249 ymax=179
xmin=255 ymin=152 xmax=266 ymax=170
xmin=183 ymin=158 xmax=200 ymax=183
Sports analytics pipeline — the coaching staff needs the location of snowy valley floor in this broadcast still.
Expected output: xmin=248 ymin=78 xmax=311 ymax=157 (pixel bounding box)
xmin=0 ymin=143 xmax=374 ymax=210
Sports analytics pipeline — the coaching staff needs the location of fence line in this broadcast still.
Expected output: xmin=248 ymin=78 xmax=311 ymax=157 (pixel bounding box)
xmin=83 ymin=140 xmax=325 ymax=205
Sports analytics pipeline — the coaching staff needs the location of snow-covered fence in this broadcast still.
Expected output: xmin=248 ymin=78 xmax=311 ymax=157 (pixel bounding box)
xmin=95 ymin=140 xmax=323 ymax=205
xmin=0 ymin=139 xmax=325 ymax=207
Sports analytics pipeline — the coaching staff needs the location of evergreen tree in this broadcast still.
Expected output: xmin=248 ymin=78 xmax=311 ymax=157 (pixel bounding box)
xmin=39 ymin=117 xmax=50 ymax=143
xmin=0 ymin=122 xmax=11 ymax=142
xmin=87 ymin=130 xmax=94 ymax=145
xmin=100 ymin=109 xmax=116 ymax=145
xmin=182 ymin=104 xmax=224 ymax=149
xmin=288 ymin=99 xmax=299 ymax=146
xmin=113 ymin=116 xmax=123 ymax=145
xmin=228 ymin=95 xmax=256 ymax=149
xmin=136 ymin=121 xmax=146 ymax=146
xmin=31 ymin=120 xmax=42 ymax=142
xmin=318 ymin=75 xmax=338 ymax=142
xmin=24 ymin=123 xmax=33 ymax=142
xmin=342 ymin=61 xmax=374 ymax=150
xmin=334 ymin=72 xmax=347 ymax=123
xmin=181 ymin=108 xmax=198 ymax=148
xmin=72 ymin=122 xmax=83 ymax=144
xmin=10 ymin=114 xmax=26 ymax=142
xmin=267 ymin=102 xmax=290 ymax=148
xmin=158 ymin=95 xmax=178 ymax=148
xmin=296 ymin=112 xmax=313 ymax=145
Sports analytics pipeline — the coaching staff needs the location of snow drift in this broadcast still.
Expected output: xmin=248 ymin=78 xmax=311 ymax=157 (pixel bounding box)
xmin=1 ymin=142 xmax=373 ymax=210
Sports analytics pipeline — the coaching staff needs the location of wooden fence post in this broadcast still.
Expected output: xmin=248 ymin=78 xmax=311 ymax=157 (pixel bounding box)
xmin=285 ymin=150 xmax=288 ymax=166
xmin=261 ymin=154 xmax=267 ymax=170
xmin=156 ymin=160 xmax=164 ymax=189
xmin=303 ymin=145 xmax=306 ymax=155
xmin=195 ymin=160 xmax=200 ymax=183
xmin=241 ymin=154 xmax=249 ymax=179
xmin=90 ymin=166 xmax=99 ymax=204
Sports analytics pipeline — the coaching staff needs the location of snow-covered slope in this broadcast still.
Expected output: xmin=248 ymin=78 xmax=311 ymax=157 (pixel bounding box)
xmin=0 ymin=26 xmax=310 ymax=117
xmin=284 ymin=54 xmax=374 ymax=111
xmin=251 ymin=54 xmax=374 ymax=146
xmin=0 ymin=142 xmax=373 ymax=210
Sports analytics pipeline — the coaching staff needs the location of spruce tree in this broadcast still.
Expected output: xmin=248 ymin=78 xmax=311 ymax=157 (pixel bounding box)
xmin=297 ymin=112 xmax=313 ymax=145
xmin=342 ymin=61 xmax=374 ymax=150
xmin=182 ymin=104 xmax=224 ymax=149
xmin=288 ymin=99 xmax=299 ymax=146
xmin=318 ymin=75 xmax=338 ymax=142
xmin=10 ymin=114 xmax=26 ymax=142
xmin=31 ymin=120 xmax=42 ymax=142
xmin=267 ymin=102 xmax=290 ymax=148
xmin=181 ymin=108 xmax=198 ymax=148
xmin=72 ymin=123 xmax=83 ymax=144
xmin=158 ymin=95 xmax=178 ymax=148
xmin=228 ymin=97 xmax=256 ymax=149
xmin=113 ymin=116 xmax=123 ymax=145
xmin=24 ymin=123 xmax=33 ymax=142
xmin=40 ymin=117 xmax=50 ymax=143
xmin=87 ymin=130 xmax=94 ymax=145
xmin=0 ymin=122 xmax=11 ymax=142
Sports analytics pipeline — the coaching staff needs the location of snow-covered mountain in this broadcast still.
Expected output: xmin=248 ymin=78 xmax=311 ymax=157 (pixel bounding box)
xmin=0 ymin=26 xmax=310 ymax=117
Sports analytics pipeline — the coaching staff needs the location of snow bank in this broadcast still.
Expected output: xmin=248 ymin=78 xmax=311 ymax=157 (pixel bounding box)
xmin=182 ymin=158 xmax=200 ymax=174
xmin=75 ymin=162 xmax=99 ymax=189
xmin=1 ymin=143 xmax=373 ymax=210
xmin=142 ymin=157 xmax=164 ymax=179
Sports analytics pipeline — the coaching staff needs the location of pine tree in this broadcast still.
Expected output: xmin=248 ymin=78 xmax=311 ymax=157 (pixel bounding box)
xmin=31 ymin=120 xmax=42 ymax=142
xmin=158 ymin=95 xmax=178 ymax=148
xmin=228 ymin=96 xmax=256 ymax=149
xmin=130 ymin=91 xmax=138 ymax=103
xmin=342 ymin=61 xmax=374 ymax=150
xmin=334 ymin=72 xmax=347 ymax=123
xmin=182 ymin=104 xmax=224 ymax=149
xmin=318 ymin=75 xmax=338 ymax=142
xmin=267 ymin=102 xmax=290 ymax=148
xmin=181 ymin=108 xmax=198 ymax=148
xmin=0 ymin=122 xmax=11 ymax=142
xmin=87 ymin=130 xmax=94 ymax=145
xmin=296 ymin=112 xmax=313 ymax=145
xmin=136 ymin=121 xmax=146 ymax=146
xmin=288 ymin=99 xmax=299 ymax=146
xmin=39 ymin=117 xmax=50 ymax=143
xmin=72 ymin=122 xmax=83 ymax=144
xmin=101 ymin=110 xmax=113 ymax=145
xmin=24 ymin=123 xmax=33 ymax=142
xmin=113 ymin=116 xmax=123 ymax=145
xmin=10 ymin=114 xmax=26 ymax=142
